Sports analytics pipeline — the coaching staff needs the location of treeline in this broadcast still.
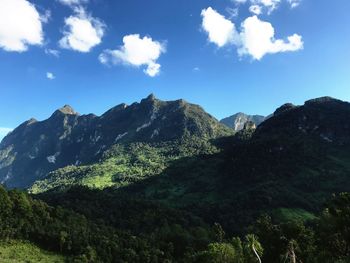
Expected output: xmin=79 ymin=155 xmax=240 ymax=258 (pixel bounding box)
xmin=1 ymin=185 xmax=350 ymax=262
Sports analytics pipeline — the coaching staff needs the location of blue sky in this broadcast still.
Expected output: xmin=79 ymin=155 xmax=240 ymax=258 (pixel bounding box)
xmin=0 ymin=0 xmax=350 ymax=141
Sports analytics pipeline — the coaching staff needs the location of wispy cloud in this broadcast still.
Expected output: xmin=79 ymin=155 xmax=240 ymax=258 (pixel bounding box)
xmin=57 ymin=0 xmax=88 ymax=8
xmin=287 ymin=0 xmax=302 ymax=8
xmin=45 ymin=48 xmax=60 ymax=57
xmin=231 ymin=0 xmax=302 ymax=15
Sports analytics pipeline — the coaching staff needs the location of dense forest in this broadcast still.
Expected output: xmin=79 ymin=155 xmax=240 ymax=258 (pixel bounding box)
xmin=1 ymin=185 xmax=350 ymax=262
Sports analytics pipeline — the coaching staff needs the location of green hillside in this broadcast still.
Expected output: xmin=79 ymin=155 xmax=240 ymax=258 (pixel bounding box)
xmin=30 ymin=137 xmax=220 ymax=193
xmin=0 ymin=240 xmax=66 ymax=263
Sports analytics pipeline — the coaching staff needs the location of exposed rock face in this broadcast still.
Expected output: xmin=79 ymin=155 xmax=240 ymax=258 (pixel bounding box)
xmin=0 ymin=95 xmax=231 ymax=188
xmin=220 ymin=113 xmax=266 ymax=131
xmin=243 ymin=121 xmax=256 ymax=131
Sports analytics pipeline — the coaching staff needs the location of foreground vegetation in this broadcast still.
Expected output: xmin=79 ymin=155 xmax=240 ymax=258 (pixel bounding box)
xmin=0 ymin=240 xmax=66 ymax=263
xmin=1 ymin=184 xmax=350 ymax=262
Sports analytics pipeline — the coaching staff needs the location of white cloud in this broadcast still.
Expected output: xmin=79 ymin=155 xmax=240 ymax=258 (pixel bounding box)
xmin=58 ymin=0 xmax=88 ymax=7
xmin=201 ymin=7 xmax=238 ymax=47
xmin=59 ymin=7 xmax=105 ymax=52
xmin=45 ymin=48 xmax=60 ymax=57
xmin=201 ymin=8 xmax=303 ymax=60
xmin=226 ymin=7 xmax=239 ymax=18
xmin=41 ymin=9 xmax=51 ymax=23
xmin=99 ymin=34 xmax=166 ymax=77
xmin=46 ymin=72 xmax=55 ymax=80
xmin=253 ymin=0 xmax=281 ymax=13
xmin=288 ymin=0 xmax=301 ymax=8
xmin=0 ymin=0 xmax=44 ymax=52
xmin=232 ymin=0 xmax=301 ymax=14
xmin=232 ymin=0 xmax=248 ymax=3
xmin=238 ymin=15 xmax=303 ymax=60
xmin=0 ymin=128 xmax=13 ymax=141
xmin=249 ymin=5 xmax=262 ymax=15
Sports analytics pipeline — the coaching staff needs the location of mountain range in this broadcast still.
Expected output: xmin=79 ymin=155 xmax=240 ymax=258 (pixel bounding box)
xmin=1 ymin=95 xmax=350 ymax=262
xmin=0 ymin=94 xmax=231 ymax=189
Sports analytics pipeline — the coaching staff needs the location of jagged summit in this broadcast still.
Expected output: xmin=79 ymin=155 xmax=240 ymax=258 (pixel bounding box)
xmin=146 ymin=93 xmax=156 ymax=101
xmin=50 ymin=105 xmax=79 ymax=118
xmin=141 ymin=93 xmax=157 ymax=104
xmin=57 ymin=105 xmax=78 ymax=115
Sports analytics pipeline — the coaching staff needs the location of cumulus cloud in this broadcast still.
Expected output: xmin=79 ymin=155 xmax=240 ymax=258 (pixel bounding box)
xmin=46 ymin=72 xmax=55 ymax=80
xmin=0 ymin=128 xmax=13 ymax=141
xmin=59 ymin=7 xmax=105 ymax=52
xmin=201 ymin=7 xmax=238 ymax=47
xmin=238 ymin=15 xmax=303 ymax=60
xmin=99 ymin=34 xmax=166 ymax=77
xmin=0 ymin=0 xmax=44 ymax=52
xmin=201 ymin=8 xmax=303 ymax=60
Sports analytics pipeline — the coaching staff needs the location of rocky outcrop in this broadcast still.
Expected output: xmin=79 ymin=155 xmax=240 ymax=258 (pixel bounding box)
xmin=220 ymin=113 xmax=265 ymax=131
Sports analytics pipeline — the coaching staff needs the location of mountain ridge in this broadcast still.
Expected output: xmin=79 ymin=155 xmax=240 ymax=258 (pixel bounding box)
xmin=0 ymin=94 xmax=231 ymax=188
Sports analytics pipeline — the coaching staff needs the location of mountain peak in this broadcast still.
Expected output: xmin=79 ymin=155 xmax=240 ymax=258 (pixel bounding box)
xmin=147 ymin=93 xmax=156 ymax=100
xmin=51 ymin=105 xmax=78 ymax=118
xmin=58 ymin=105 xmax=77 ymax=115
xmin=141 ymin=93 xmax=157 ymax=103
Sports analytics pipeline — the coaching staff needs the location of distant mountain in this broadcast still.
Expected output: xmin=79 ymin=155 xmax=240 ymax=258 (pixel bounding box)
xmin=0 ymin=94 xmax=231 ymax=189
xmin=220 ymin=113 xmax=266 ymax=131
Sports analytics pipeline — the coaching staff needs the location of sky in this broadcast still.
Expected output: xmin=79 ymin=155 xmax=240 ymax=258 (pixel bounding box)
xmin=0 ymin=0 xmax=350 ymax=141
